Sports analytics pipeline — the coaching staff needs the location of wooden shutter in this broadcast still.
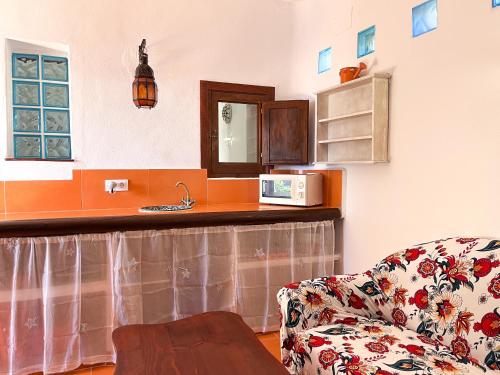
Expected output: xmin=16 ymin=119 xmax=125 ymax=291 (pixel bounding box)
xmin=261 ymin=100 xmax=309 ymax=165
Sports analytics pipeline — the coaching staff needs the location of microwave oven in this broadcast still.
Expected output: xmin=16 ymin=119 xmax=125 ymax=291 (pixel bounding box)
xmin=259 ymin=173 xmax=323 ymax=207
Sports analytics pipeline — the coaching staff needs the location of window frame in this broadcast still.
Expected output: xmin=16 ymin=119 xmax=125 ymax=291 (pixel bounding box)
xmin=9 ymin=51 xmax=73 ymax=161
xmin=200 ymin=80 xmax=275 ymax=178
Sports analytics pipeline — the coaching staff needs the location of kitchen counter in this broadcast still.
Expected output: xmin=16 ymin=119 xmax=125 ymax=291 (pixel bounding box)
xmin=0 ymin=203 xmax=341 ymax=238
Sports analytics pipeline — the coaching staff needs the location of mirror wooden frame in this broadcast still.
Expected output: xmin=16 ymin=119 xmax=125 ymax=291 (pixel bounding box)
xmin=200 ymin=81 xmax=275 ymax=178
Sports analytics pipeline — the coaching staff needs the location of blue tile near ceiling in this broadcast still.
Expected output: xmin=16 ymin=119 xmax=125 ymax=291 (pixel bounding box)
xmin=412 ymin=0 xmax=438 ymax=38
xmin=318 ymin=47 xmax=332 ymax=74
xmin=357 ymin=26 xmax=375 ymax=58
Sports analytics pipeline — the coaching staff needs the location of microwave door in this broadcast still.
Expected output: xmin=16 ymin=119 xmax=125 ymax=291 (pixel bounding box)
xmin=262 ymin=180 xmax=272 ymax=197
xmin=261 ymin=179 xmax=293 ymax=204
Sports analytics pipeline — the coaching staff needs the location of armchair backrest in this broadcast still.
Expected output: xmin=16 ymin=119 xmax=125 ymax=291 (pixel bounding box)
xmin=371 ymin=237 xmax=500 ymax=369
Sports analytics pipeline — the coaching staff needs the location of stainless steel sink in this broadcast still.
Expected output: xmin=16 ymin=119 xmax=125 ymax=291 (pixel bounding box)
xmin=140 ymin=181 xmax=195 ymax=213
xmin=139 ymin=205 xmax=193 ymax=213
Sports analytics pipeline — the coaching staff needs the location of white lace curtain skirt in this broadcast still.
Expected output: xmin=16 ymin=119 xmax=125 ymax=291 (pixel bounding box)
xmin=0 ymin=220 xmax=335 ymax=375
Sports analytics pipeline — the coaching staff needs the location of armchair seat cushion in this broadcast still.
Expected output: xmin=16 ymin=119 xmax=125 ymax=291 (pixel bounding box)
xmin=284 ymin=311 xmax=487 ymax=374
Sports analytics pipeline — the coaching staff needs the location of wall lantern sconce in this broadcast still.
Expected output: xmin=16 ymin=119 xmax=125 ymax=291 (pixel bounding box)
xmin=132 ymin=39 xmax=158 ymax=109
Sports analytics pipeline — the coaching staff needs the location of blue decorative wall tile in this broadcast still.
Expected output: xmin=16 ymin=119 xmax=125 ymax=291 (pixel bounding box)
xmin=357 ymin=26 xmax=375 ymax=58
xmin=494 ymin=0 xmax=500 ymax=7
xmin=45 ymin=135 xmax=71 ymax=159
xmin=13 ymin=108 xmax=41 ymax=132
xmin=43 ymin=83 xmax=69 ymax=108
xmin=42 ymin=55 xmax=68 ymax=82
xmin=412 ymin=0 xmax=438 ymax=38
xmin=14 ymin=134 xmax=42 ymax=158
xmin=13 ymin=81 xmax=40 ymax=106
xmin=318 ymin=47 xmax=332 ymax=74
xmin=12 ymin=53 xmax=39 ymax=79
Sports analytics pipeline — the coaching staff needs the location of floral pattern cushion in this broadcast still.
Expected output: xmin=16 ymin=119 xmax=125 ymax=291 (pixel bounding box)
xmin=277 ymin=237 xmax=500 ymax=374
xmin=282 ymin=311 xmax=488 ymax=374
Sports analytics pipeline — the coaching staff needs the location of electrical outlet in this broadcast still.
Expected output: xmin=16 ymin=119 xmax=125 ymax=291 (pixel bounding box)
xmin=104 ymin=179 xmax=129 ymax=193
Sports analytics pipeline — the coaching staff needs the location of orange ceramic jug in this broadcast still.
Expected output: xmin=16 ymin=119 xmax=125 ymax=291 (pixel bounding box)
xmin=339 ymin=62 xmax=367 ymax=84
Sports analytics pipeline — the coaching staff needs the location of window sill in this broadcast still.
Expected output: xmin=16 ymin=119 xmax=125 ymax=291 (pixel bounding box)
xmin=5 ymin=158 xmax=75 ymax=162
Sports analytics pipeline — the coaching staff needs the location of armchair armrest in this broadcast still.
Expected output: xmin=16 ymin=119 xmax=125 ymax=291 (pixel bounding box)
xmin=277 ymin=272 xmax=388 ymax=366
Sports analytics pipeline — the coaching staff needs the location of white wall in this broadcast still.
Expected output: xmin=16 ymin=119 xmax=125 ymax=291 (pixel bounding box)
xmin=287 ymin=0 xmax=500 ymax=273
xmin=0 ymin=0 xmax=295 ymax=180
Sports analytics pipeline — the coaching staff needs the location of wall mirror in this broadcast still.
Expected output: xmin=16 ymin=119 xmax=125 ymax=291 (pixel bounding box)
xmin=200 ymin=81 xmax=274 ymax=178
xmin=217 ymin=102 xmax=258 ymax=163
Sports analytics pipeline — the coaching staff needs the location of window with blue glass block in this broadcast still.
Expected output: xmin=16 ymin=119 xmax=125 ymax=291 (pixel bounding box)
xmin=357 ymin=26 xmax=375 ymax=58
xmin=494 ymin=0 xmax=500 ymax=7
xmin=318 ymin=47 xmax=332 ymax=74
xmin=412 ymin=0 xmax=438 ymax=38
xmin=11 ymin=52 xmax=71 ymax=160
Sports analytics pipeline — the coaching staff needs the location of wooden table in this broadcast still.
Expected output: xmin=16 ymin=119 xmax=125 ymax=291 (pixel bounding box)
xmin=112 ymin=311 xmax=288 ymax=375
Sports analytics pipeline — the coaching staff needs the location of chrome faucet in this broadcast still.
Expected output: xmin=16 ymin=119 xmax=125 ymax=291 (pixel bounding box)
xmin=175 ymin=181 xmax=196 ymax=207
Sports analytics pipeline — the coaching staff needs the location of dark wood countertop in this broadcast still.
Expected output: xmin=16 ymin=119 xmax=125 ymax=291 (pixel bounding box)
xmin=0 ymin=204 xmax=341 ymax=238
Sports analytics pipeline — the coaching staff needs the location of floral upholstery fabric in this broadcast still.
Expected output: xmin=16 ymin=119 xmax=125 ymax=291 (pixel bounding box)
xmin=277 ymin=237 xmax=500 ymax=374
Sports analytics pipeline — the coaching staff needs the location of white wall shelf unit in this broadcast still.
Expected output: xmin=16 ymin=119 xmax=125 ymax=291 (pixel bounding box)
xmin=314 ymin=73 xmax=390 ymax=164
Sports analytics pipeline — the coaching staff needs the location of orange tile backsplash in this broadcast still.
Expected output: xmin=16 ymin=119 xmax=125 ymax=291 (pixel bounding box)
xmin=326 ymin=170 xmax=343 ymax=208
xmin=149 ymin=169 xmax=207 ymax=205
xmin=81 ymin=169 xmax=150 ymax=210
xmin=5 ymin=170 xmax=83 ymax=213
xmin=0 ymin=182 xmax=5 ymax=213
xmin=0 ymin=169 xmax=342 ymax=213
xmin=207 ymin=178 xmax=259 ymax=204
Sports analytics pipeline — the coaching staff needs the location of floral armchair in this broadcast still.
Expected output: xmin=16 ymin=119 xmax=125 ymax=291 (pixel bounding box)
xmin=277 ymin=237 xmax=500 ymax=374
